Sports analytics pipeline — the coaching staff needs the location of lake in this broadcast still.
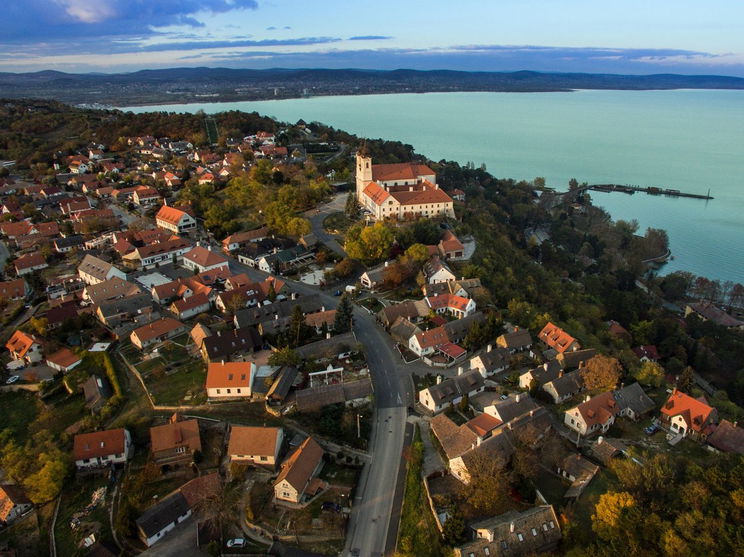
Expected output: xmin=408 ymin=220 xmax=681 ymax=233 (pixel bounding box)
xmin=121 ymin=90 xmax=744 ymax=283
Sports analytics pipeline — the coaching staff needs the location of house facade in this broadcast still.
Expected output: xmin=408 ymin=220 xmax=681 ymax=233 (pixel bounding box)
xmin=206 ymin=361 xmax=255 ymax=400
xmin=73 ymin=428 xmax=133 ymax=470
xmin=227 ymin=426 xmax=283 ymax=468
xmin=274 ymin=437 xmax=325 ymax=504
xmin=155 ymin=205 xmax=197 ymax=234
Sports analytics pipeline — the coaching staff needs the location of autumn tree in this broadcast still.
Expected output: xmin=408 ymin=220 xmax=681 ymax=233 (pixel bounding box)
xmin=459 ymin=451 xmax=511 ymax=516
xmin=634 ymin=361 xmax=665 ymax=387
xmin=678 ymin=366 xmax=694 ymax=393
xmin=580 ymin=354 xmax=622 ymax=393
xmin=345 ymin=192 xmax=359 ymax=218
xmin=592 ymin=491 xmax=636 ymax=541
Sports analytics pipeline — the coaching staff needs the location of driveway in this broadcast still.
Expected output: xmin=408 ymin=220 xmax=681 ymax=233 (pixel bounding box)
xmin=139 ymin=518 xmax=207 ymax=557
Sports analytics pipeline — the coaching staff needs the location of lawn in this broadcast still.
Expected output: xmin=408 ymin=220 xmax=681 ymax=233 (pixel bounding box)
xmin=29 ymin=392 xmax=88 ymax=437
xmin=534 ymin=471 xmax=568 ymax=508
xmin=136 ymin=356 xmax=167 ymax=375
xmin=144 ymin=360 xmax=207 ymax=406
xmin=566 ymin=469 xmax=611 ymax=547
xmin=0 ymin=390 xmax=41 ymax=444
xmin=319 ymin=460 xmax=362 ymax=488
xmin=322 ymin=211 xmax=354 ymax=233
xmin=358 ymin=297 xmax=384 ymax=313
xmin=55 ymin=476 xmax=114 ymax=557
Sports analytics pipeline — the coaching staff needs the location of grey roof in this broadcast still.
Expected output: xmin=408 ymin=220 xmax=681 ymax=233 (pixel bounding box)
xmin=202 ymin=328 xmax=262 ymax=361
xmin=234 ymin=295 xmax=325 ymax=328
xmin=425 ymin=370 xmax=485 ymax=405
xmin=267 ymin=366 xmax=299 ymax=402
xmin=442 ymin=311 xmax=485 ymax=342
xmin=558 ymin=348 xmax=597 ymax=369
xmin=79 ymin=254 xmax=119 ymax=281
xmin=136 ymin=492 xmax=190 ymax=539
xmin=460 ymin=506 xmax=561 ymax=557
xmin=707 ymin=420 xmax=744 ymax=454
xmin=545 ymin=370 xmax=584 ymax=397
xmin=498 ymin=328 xmax=533 ymax=350
xmin=377 ymin=300 xmax=428 ymax=327
xmin=389 ymin=316 xmax=422 ymax=344
xmin=361 ymin=263 xmax=387 ymax=285
xmin=613 ymin=382 xmax=655 ymax=416
xmin=295 ymin=379 xmax=373 ymax=412
xmin=54 ymin=235 xmax=84 ymax=248
xmin=97 ymin=292 xmax=152 ymax=319
xmin=83 ymin=374 xmax=112 ymax=411
xmin=471 ymin=346 xmax=511 ymax=373
xmin=294 ymin=332 xmax=356 ymax=359
xmin=488 ymin=394 xmax=540 ymax=423
xmin=524 ymin=360 xmax=562 ymax=386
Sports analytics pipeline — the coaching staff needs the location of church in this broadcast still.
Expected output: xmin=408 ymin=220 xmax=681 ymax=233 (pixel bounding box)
xmin=355 ymin=151 xmax=455 ymax=220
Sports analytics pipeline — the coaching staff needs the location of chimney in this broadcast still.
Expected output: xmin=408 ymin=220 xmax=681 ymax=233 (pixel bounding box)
xmin=221 ymin=360 xmax=224 ymax=365
xmin=585 ymin=394 xmax=591 ymax=402
xmin=436 ymin=375 xmax=442 ymax=385
xmin=598 ymin=436 xmax=604 ymax=445
xmin=384 ymin=261 xmax=389 ymax=267
xmin=409 ymin=186 xmax=413 ymax=192
xmin=326 ymin=332 xmax=331 ymax=339
xmin=558 ymin=370 xmax=564 ymax=378
xmin=217 ymin=330 xmax=221 ymax=337
xmin=458 ymin=366 xmax=464 ymax=376
xmin=510 ymin=522 xmax=515 ymax=533
xmin=487 ymin=344 xmax=492 ymax=353
xmin=321 ymin=306 xmax=325 ymax=312
xmin=515 ymin=394 xmax=521 ymax=403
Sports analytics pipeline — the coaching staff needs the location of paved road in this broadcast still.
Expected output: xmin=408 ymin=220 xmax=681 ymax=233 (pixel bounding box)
xmin=305 ymin=193 xmax=348 ymax=257
xmin=223 ymin=249 xmax=412 ymax=557
xmin=139 ymin=518 xmax=206 ymax=557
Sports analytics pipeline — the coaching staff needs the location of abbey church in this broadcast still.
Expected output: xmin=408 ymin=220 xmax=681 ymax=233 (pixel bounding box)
xmin=355 ymin=151 xmax=454 ymax=220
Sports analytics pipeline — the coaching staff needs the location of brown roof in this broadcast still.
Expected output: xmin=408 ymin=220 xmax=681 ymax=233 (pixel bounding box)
xmin=275 ymin=437 xmax=324 ymax=492
xmin=465 ymin=413 xmax=503 ymax=438
xmin=179 ymin=473 xmax=221 ymax=508
xmin=150 ymin=418 xmax=201 ymax=454
xmin=439 ymin=230 xmax=464 ymax=253
xmin=222 ymin=227 xmax=270 ymax=247
xmin=362 ymin=181 xmax=390 ymax=204
xmin=228 ymin=426 xmax=281 ymax=458
xmin=305 ymin=309 xmax=337 ymax=328
xmin=171 ymin=292 xmax=210 ymax=315
xmin=14 ymin=253 xmax=46 ymax=270
xmin=182 ymin=246 xmax=228 ymax=268
xmin=134 ymin=237 xmax=191 ymax=259
xmin=707 ymin=420 xmax=744 ymax=454
xmin=430 ymin=413 xmax=478 ymax=460
xmin=371 ymin=161 xmax=434 ymax=182
xmin=389 ymin=181 xmax=453 ymax=206
xmin=574 ymin=391 xmax=618 ymax=428
xmin=131 ymin=317 xmax=184 ymax=343
xmin=46 ymin=347 xmax=81 ymax=369
xmin=206 ymin=361 xmax=252 ymax=389
xmin=0 ymin=484 xmax=31 ymax=522
xmin=73 ymin=429 xmax=127 ymax=461
xmin=0 ymin=278 xmax=26 ymax=299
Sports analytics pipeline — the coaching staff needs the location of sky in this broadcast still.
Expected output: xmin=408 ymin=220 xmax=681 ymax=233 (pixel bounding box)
xmin=1 ymin=0 xmax=744 ymax=76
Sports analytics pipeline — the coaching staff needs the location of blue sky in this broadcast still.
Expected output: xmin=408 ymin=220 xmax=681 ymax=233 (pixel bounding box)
xmin=1 ymin=0 xmax=743 ymax=75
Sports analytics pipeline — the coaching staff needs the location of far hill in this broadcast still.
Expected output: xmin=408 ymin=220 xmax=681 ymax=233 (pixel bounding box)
xmin=1 ymin=67 xmax=743 ymax=106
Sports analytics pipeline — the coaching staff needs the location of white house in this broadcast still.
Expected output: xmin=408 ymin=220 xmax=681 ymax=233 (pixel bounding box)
xmin=206 ymin=361 xmax=255 ymax=400
xmin=78 ymin=254 xmax=127 ymax=285
xmin=180 ymin=246 xmax=229 ymax=274
xmin=155 ymin=205 xmax=197 ymax=234
xmin=73 ymin=428 xmax=133 ymax=470
xmin=418 ymin=369 xmax=486 ymax=414
xmin=423 ymin=257 xmax=456 ymax=284
xmin=228 ymin=426 xmax=284 ymax=468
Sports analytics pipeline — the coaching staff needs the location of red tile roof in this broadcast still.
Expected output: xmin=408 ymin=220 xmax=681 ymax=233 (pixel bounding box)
xmin=389 ymin=181 xmax=453 ymax=206
xmin=275 ymin=436 xmax=324 ymax=493
xmin=155 ymin=205 xmax=191 ymax=226
xmin=182 ymin=246 xmax=228 ymax=269
xmin=73 ymin=429 xmax=127 ymax=461
xmin=661 ymin=390 xmax=716 ymax=433
xmin=539 ymin=322 xmax=580 ymax=353
xmin=150 ymin=418 xmax=201 ymax=454
xmin=46 ymin=347 xmax=81 ymax=369
xmin=14 ymin=253 xmax=47 ymax=270
xmin=228 ymin=426 xmax=281 ymax=458
xmin=465 ymin=413 xmax=503 ymax=437
xmin=131 ymin=317 xmax=184 ymax=343
xmin=362 ymin=181 xmax=390 ymax=204
xmin=372 ymin=162 xmax=434 ymax=182
xmin=206 ymin=361 xmax=252 ymax=390
xmin=5 ymin=330 xmax=39 ymax=358
xmin=574 ymin=391 xmax=618 ymax=428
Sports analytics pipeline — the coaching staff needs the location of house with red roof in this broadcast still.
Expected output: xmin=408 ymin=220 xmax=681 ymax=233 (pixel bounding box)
xmin=274 ymin=436 xmax=325 ymax=504
xmin=0 ymin=278 xmax=29 ymax=300
xmin=73 ymin=428 xmax=133 ymax=470
xmin=355 ymin=152 xmax=454 ymax=220
xmin=564 ymin=391 xmax=620 ymax=436
xmin=632 ymin=345 xmax=660 ymax=362
xmin=155 ymin=205 xmax=197 ymax=234
xmin=538 ymin=322 xmax=581 ymax=354
xmin=438 ymin=230 xmax=465 ymax=260
xmin=46 ymin=347 xmax=82 ymax=373
xmin=132 ymin=185 xmax=161 ymax=206
xmin=14 ymin=253 xmax=48 ymax=276
xmin=5 ymin=330 xmax=43 ymax=364
xmin=426 ymin=293 xmax=476 ymax=319
xmin=130 ymin=318 xmax=186 ymax=350
xmin=181 ymin=246 xmax=229 ymax=274
xmin=660 ymin=388 xmax=718 ymax=440
xmin=170 ymin=292 xmax=210 ymax=320
xmin=206 ymin=361 xmax=255 ymax=400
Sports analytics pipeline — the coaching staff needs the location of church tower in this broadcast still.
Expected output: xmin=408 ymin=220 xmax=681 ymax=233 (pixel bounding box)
xmin=355 ymin=146 xmax=372 ymax=202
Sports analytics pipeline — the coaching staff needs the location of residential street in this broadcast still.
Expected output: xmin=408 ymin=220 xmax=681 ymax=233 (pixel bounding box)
xmin=305 ymin=192 xmax=348 ymax=257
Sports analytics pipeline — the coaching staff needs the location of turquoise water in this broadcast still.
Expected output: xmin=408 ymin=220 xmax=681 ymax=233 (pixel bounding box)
xmin=122 ymin=90 xmax=744 ymax=282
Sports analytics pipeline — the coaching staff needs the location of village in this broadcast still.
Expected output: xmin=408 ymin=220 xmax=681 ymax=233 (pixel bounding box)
xmin=0 ymin=106 xmax=743 ymax=557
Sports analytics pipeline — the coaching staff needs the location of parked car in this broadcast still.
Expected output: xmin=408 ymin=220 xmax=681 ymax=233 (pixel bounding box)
xmin=333 ymin=290 xmax=342 ymax=296
xmin=321 ymin=501 xmax=342 ymax=513
xmin=5 ymin=375 xmax=19 ymax=384
xmin=226 ymin=538 xmax=246 ymax=548
xmin=644 ymin=424 xmax=660 ymax=435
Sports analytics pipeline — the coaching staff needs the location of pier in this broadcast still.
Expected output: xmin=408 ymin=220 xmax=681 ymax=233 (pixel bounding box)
xmin=586 ymin=184 xmax=713 ymax=200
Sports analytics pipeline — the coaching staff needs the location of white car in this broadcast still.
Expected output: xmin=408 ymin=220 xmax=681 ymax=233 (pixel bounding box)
xmin=5 ymin=375 xmax=20 ymax=384
xmin=226 ymin=538 xmax=246 ymax=548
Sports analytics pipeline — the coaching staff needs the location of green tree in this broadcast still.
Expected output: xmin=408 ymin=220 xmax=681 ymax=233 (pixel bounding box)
xmin=404 ymin=243 xmax=429 ymax=263
xmin=678 ymin=366 xmax=694 ymax=393
xmin=334 ymin=294 xmax=354 ymax=333
xmin=289 ymin=304 xmax=310 ymax=347
xmin=635 ymin=361 xmax=665 ymax=387
xmin=268 ymin=347 xmax=301 ymax=368
xmin=345 ymin=192 xmax=359 ymax=218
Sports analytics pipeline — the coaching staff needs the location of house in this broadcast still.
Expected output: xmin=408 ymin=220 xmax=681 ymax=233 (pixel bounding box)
xmin=451 ymin=188 xmax=466 ymax=201
xmin=83 ymin=375 xmax=113 ymax=412
xmin=155 ymin=205 xmax=197 ymax=234
xmin=83 ymin=277 xmax=141 ymax=305
xmin=78 ymin=254 xmax=127 ymax=285
xmin=484 ymin=393 xmax=540 ymax=423
xmin=632 ymin=345 xmax=661 ymax=363
xmin=426 ymin=293 xmax=476 ymax=319
xmin=0 ymin=484 xmax=33 ymax=525
xmin=423 ymin=277 xmax=483 ymax=299
xmin=685 ymin=301 xmax=744 ymax=329
xmin=46 ymin=347 xmax=82 ymax=373
xmin=181 ymin=246 xmax=229 ymax=274
xmin=5 ymin=330 xmax=43 ymax=364
xmin=257 ymin=245 xmax=313 ymax=273
xmin=222 ymin=227 xmax=269 ymax=252
xmin=233 ymin=295 xmax=325 ymax=329
xmin=613 ymin=382 xmax=655 ymax=420
xmin=136 ymin=492 xmax=191 ymax=547
xmin=150 ymin=415 xmax=202 ymax=466
xmin=519 ymin=360 xmax=562 ymax=390
xmin=73 ymin=428 xmax=133 ymax=470
xmin=359 ymin=262 xmax=390 ymax=290
xmin=469 ymin=345 xmax=511 ymax=377
xmin=660 ymin=389 xmax=718 ymax=440
xmin=132 ymin=186 xmax=161 ymax=206
xmin=53 ymin=235 xmax=85 ymax=253
xmin=422 ymin=257 xmax=456 ymax=284
xmin=438 ymin=230 xmax=465 ymax=260
xmin=542 ymin=370 xmax=585 ymax=403
xmin=707 ymin=420 xmax=744 ymax=454
xmin=454 ymin=506 xmax=561 ymax=557
xmin=377 ymin=299 xmax=429 ymax=328
xmin=355 ymin=153 xmax=454 ymax=220
xmin=538 ymin=322 xmax=581 ymax=354
xmin=305 ymin=309 xmax=337 ymax=333
xmin=206 ymin=361 xmax=255 ymax=400
xmin=130 ymin=318 xmax=186 ymax=350
xmin=557 ymin=348 xmax=597 ymax=370
xmin=608 ymin=320 xmax=631 ymax=342
xmin=564 ymin=392 xmax=620 ymax=436
xmin=418 ymin=370 xmax=486 ymax=414
xmin=170 ymin=293 xmax=210 ymax=320
xmin=14 ymin=253 xmax=48 ymax=276
xmin=201 ymin=328 xmax=262 ymax=362
xmin=96 ymin=292 xmax=156 ymax=330
xmin=496 ymin=327 xmax=533 ymax=353
xmin=227 ymin=426 xmax=284 ymax=468
xmin=559 ymin=454 xmax=600 ymax=498
xmin=0 ymin=278 xmax=29 ymax=300
xmin=274 ymin=437 xmax=325 ymax=504
xmin=266 ymin=366 xmax=300 ymax=405
xmin=389 ymin=316 xmax=422 ymax=345
xmin=123 ymin=237 xmax=193 ymax=270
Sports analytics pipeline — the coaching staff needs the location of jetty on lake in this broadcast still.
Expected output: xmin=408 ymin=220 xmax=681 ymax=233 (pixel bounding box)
xmin=585 ymin=184 xmax=713 ymax=200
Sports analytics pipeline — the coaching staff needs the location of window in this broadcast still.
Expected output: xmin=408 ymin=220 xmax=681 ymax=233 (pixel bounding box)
xmin=260 ymin=456 xmax=268 ymax=461
xmin=227 ymin=389 xmax=231 ymax=394
xmin=542 ymin=523 xmax=548 ymax=531
xmin=549 ymin=521 xmax=555 ymax=529
xmin=216 ymin=389 xmax=221 ymax=394
xmin=517 ymin=533 xmax=524 ymax=542
xmin=500 ymin=541 xmax=508 ymax=550
xmin=236 ymin=388 xmax=241 ymax=393
xmin=484 ymin=548 xmax=490 ymax=556
xmin=532 ymin=528 xmax=537 ymax=536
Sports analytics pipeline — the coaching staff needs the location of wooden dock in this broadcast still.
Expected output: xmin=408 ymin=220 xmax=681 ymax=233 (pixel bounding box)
xmin=587 ymin=184 xmax=713 ymax=200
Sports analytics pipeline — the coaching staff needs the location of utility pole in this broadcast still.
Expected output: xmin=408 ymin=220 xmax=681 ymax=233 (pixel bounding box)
xmin=357 ymin=413 xmax=361 ymax=438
